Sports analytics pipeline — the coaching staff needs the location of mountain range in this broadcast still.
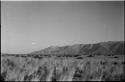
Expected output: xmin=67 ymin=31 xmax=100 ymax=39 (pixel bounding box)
xmin=30 ymin=41 xmax=124 ymax=56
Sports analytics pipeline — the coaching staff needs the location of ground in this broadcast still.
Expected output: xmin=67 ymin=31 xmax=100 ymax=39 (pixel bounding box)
xmin=1 ymin=54 xmax=125 ymax=81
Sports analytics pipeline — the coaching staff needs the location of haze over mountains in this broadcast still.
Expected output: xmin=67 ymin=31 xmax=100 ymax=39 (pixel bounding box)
xmin=30 ymin=41 xmax=124 ymax=56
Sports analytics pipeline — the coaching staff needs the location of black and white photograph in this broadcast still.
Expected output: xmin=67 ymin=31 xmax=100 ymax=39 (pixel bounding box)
xmin=1 ymin=0 xmax=124 ymax=81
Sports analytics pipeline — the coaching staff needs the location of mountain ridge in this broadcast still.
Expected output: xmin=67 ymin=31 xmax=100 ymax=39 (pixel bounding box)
xmin=30 ymin=41 xmax=124 ymax=56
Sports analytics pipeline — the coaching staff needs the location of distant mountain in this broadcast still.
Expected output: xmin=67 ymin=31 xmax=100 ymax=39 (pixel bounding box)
xmin=30 ymin=41 xmax=124 ymax=56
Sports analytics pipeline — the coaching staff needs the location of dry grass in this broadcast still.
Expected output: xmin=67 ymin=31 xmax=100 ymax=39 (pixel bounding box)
xmin=1 ymin=55 xmax=125 ymax=81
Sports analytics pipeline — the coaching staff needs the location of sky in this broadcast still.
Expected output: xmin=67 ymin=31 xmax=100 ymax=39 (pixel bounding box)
xmin=1 ymin=1 xmax=124 ymax=54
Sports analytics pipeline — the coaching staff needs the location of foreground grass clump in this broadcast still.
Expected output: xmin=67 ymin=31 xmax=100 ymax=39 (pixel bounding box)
xmin=1 ymin=55 xmax=125 ymax=81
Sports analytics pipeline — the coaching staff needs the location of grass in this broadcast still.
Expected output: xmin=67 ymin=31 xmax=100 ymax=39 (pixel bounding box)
xmin=1 ymin=54 xmax=125 ymax=81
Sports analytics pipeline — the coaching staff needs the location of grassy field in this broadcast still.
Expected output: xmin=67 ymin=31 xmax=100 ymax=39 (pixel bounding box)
xmin=1 ymin=54 xmax=125 ymax=81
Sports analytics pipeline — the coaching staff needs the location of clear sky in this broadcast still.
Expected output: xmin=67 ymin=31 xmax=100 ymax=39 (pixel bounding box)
xmin=1 ymin=1 xmax=124 ymax=54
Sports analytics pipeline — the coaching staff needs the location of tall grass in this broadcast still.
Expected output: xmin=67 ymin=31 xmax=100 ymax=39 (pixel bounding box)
xmin=1 ymin=55 xmax=124 ymax=81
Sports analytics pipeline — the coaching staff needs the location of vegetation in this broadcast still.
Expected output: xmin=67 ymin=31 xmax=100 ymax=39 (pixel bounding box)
xmin=1 ymin=54 xmax=124 ymax=81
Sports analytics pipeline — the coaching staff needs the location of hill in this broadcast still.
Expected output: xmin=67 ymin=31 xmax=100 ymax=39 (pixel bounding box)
xmin=30 ymin=41 xmax=124 ymax=56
